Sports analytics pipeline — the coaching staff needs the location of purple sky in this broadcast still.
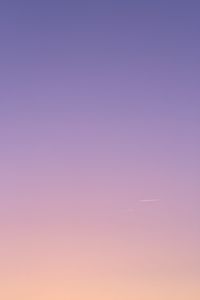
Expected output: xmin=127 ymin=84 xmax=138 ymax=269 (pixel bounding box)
xmin=0 ymin=1 xmax=200 ymax=299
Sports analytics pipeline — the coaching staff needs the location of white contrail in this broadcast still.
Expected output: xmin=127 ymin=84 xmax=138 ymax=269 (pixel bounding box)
xmin=139 ymin=199 xmax=160 ymax=203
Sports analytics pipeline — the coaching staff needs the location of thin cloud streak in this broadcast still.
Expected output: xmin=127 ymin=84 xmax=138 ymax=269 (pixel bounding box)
xmin=139 ymin=199 xmax=161 ymax=203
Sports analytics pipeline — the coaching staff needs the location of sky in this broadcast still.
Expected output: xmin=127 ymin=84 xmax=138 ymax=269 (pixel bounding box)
xmin=0 ymin=1 xmax=200 ymax=299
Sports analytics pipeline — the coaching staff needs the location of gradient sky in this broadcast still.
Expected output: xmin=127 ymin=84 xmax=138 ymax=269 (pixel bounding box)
xmin=0 ymin=1 xmax=200 ymax=299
